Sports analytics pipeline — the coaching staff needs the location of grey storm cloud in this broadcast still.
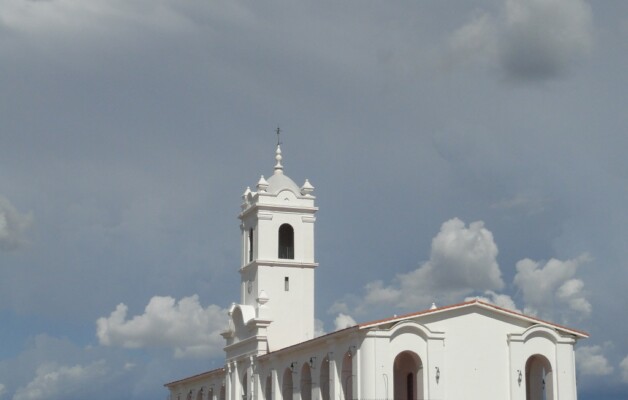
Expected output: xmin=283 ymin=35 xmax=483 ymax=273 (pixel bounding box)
xmin=447 ymin=0 xmax=593 ymax=81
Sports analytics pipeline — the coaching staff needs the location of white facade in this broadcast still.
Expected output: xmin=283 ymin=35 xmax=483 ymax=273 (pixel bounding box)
xmin=166 ymin=146 xmax=588 ymax=400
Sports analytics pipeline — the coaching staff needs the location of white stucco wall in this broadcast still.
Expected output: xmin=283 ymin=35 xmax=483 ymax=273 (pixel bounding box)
xmin=168 ymin=305 xmax=583 ymax=400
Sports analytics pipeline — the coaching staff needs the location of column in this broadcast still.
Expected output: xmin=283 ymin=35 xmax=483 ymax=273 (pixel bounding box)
xmin=226 ymin=364 xmax=233 ymax=400
xmin=328 ymin=353 xmax=339 ymax=400
xmin=272 ymin=369 xmax=279 ymax=400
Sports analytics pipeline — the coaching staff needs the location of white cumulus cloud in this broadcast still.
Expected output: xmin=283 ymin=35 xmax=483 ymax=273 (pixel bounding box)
xmin=391 ymin=218 xmax=503 ymax=309
xmin=96 ymin=295 xmax=227 ymax=358
xmin=0 ymin=195 xmax=33 ymax=251
xmin=13 ymin=361 xmax=108 ymax=400
xmin=334 ymin=313 xmax=356 ymax=331
xmin=332 ymin=218 xmax=504 ymax=316
xmin=621 ymin=355 xmax=628 ymax=383
xmin=314 ymin=318 xmax=326 ymax=337
xmin=575 ymin=345 xmax=613 ymax=376
xmin=0 ymin=383 xmax=5 ymax=397
xmin=330 ymin=217 xmax=595 ymax=327
xmin=465 ymin=290 xmax=520 ymax=312
xmin=514 ymin=255 xmax=591 ymax=321
xmin=447 ymin=0 xmax=593 ymax=81
xmin=423 ymin=218 xmax=504 ymax=291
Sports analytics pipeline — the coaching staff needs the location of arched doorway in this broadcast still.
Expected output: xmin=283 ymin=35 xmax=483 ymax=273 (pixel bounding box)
xmin=242 ymin=371 xmax=248 ymax=400
xmin=282 ymin=368 xmax=293 ymax=400
xmin=301 ymin=363 xmax=312 ymax=400
xmin=265 ymin=374 xmax=272 ymax=400
xmin=320 ymin=356 xmax=330 ymax=400
xmin=341 ymin=351 xmax=353 ymax=400
xmin=526 ymin=355 xmax=553 ymax=400
xmin=393 ymin=351 xmax=423 ymax=400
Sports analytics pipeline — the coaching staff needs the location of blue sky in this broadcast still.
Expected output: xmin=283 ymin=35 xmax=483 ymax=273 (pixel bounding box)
xmin=1 ymin=1 xmax=627 ymax=399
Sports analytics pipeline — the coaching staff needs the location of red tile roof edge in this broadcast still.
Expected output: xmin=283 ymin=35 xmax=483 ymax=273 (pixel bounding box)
xmin=358 ymin=299 xmax=589 ymax=338
xmin=164 ymin=367 xmax=225 ymax=387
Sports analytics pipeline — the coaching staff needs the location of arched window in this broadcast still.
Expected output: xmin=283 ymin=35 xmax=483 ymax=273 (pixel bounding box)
xmin=393 ymin=351 xmax=422 ymax=400
xmin=242 ymin=371 xmax=248 ymax=400
xmin=265 ymin=374 xmax=272 ymax=400
xmin=249 ymin=228 xmax=254 ymax=262
xmin=278 ymin=224 xmax=294 ymax=259
xmin=282 ymin=368 xmax=294 ymax=400
xmin=301 ymin=363 xmax=312 ymax=400
xmin=341 ymin=351 xmax=353 ymax=400
xmin=526 ymin=355 xmax=553 ymax=400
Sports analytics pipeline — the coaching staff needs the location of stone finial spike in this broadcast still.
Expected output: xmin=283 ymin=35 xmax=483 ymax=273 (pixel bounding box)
xmin=301 ymin=179 xmax=314 ymax=196
xmin=274 ymin=144 xmax=283 ymax=174
xmin=241 ymin=187 xmax=252 ymax=209
xmin=257 ymin=175 xmax=269 ymax=192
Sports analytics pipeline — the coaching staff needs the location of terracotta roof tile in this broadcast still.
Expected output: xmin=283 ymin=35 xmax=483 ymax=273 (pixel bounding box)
xmin=358 ymin=299 xmax=589 ymax=338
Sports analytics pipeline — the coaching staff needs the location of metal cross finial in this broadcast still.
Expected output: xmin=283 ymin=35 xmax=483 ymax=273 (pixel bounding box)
xmin=276 ymin=126 xmax=282 ymax=146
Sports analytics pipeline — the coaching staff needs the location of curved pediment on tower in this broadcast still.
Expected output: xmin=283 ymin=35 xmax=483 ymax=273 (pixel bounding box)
xmin=232 ymin=304 xmax=255 ymax=333
xmin=223 ymin=301 xmax=273 ymax=360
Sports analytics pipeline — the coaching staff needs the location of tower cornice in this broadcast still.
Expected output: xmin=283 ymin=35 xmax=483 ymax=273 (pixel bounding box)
xmin=239 ymin=259 xmax=319 ymax=274
xmin=238 ymin=203 xmax=318 ymax=220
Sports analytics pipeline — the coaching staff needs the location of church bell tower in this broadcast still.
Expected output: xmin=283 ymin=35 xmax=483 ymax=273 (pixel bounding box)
xmin=223 ymin=141 xmax=318 ymax=356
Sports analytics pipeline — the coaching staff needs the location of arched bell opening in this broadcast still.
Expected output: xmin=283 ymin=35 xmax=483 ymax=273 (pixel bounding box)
xmin=278 ymin=224 xmax=294 ymax=259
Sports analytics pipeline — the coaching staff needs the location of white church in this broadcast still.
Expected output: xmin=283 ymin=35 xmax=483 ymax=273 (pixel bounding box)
xmin=165 ymin=144 xmax=588 ymax=400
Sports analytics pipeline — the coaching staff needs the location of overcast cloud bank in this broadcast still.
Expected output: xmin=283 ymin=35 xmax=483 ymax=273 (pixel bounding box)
xmin=1 ymin=0 xmax=628 ymax=398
